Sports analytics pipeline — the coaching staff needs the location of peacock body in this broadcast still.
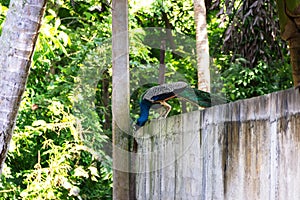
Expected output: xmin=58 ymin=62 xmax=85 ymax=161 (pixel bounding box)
xmin=135 ymin=81 xmax=227 ymax=127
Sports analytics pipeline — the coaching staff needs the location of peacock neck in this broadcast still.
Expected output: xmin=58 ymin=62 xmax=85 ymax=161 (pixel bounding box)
xmin=137 ymin=99 xmax=152 ymax=126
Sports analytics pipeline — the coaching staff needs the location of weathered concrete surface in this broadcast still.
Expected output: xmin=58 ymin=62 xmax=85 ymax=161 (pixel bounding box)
xmin=135 ymin=88 xmax=300 ymax=199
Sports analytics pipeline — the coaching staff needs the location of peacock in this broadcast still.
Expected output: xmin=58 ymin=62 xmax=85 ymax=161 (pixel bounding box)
xmin=135 ymin=81 xmax=227 ymax=128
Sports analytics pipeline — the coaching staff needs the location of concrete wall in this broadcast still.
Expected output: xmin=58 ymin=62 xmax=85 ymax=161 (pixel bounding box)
xmin=135 ymin=88 xmax=300 ymax=200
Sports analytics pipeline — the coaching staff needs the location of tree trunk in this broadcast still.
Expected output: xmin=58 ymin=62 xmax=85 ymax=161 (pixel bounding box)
xmin=158 ymin=39 xmax=166 ymax=85
xmin=276 ymin=0 xmax=300 ymax=87
xmin=193 ymin=0 xmax=210 ymax=92
xmin=112 ymin=0 xmax=131 ymax=199
xmin=0 ymin=0 xmax=47 ymax=174
xmin=102 ymin=70 xmax=111 ymax=130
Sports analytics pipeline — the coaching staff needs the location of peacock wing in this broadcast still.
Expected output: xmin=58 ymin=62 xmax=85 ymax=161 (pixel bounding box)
xmin=143 ymin=81 xmax=188 ymax=102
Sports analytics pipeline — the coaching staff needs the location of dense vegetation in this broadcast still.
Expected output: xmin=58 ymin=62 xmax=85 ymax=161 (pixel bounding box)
xmin=0 ymin=0 xmax=292 ymax=199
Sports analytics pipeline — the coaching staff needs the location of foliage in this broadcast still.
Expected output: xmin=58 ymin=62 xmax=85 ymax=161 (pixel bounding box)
xmin=207 ymin=0 xmax=286 ymax=68
xmin=130 ymin=0 xmax=195 ymax=35
xmin=0 ymin=4 xmax=7 ymax=34
xmin=0 ymin=0 xmax=113 ymax=199
xmin=2 ymin=99 xmax=112 ymax=199
xmin=205 ymin=0 xmax=293 ymax=101
xmin=220 ymin=57 xmax=292 ymax=100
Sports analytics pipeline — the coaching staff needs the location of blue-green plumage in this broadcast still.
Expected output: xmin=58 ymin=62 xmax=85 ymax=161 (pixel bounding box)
xmin=135 ymin=81 xmax=227 ymax=128
xmin=136 ymin=99 xmax=152 ymax=126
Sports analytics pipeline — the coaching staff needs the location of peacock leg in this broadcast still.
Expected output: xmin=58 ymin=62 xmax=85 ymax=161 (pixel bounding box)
xmin=159 ymin=101 xmax=172 ymax=118
xmin=295 ymin=82 xmax=300 ymax=91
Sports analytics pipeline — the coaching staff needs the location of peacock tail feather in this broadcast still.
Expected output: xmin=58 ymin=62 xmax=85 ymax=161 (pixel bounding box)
xmin=178 ymin=87 xmax=228 ymax=107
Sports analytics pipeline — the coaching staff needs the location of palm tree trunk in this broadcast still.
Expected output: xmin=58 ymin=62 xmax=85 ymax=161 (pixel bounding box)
xmin=0 ymin=0 xmax=47 ymax=174
xmin=289 ymin=38 xmax=300 ymax=87
xmin=193 ymin=0 xmax=210 ymax=92
xmin=276 ymin=0 xmax=300 ymax=87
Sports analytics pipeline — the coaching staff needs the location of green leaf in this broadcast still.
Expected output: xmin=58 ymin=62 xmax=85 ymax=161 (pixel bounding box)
xmin=73 ymin=167 xmax=89 ymax=178
xmin=32 ymin=120 xmax=47 ymax=127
